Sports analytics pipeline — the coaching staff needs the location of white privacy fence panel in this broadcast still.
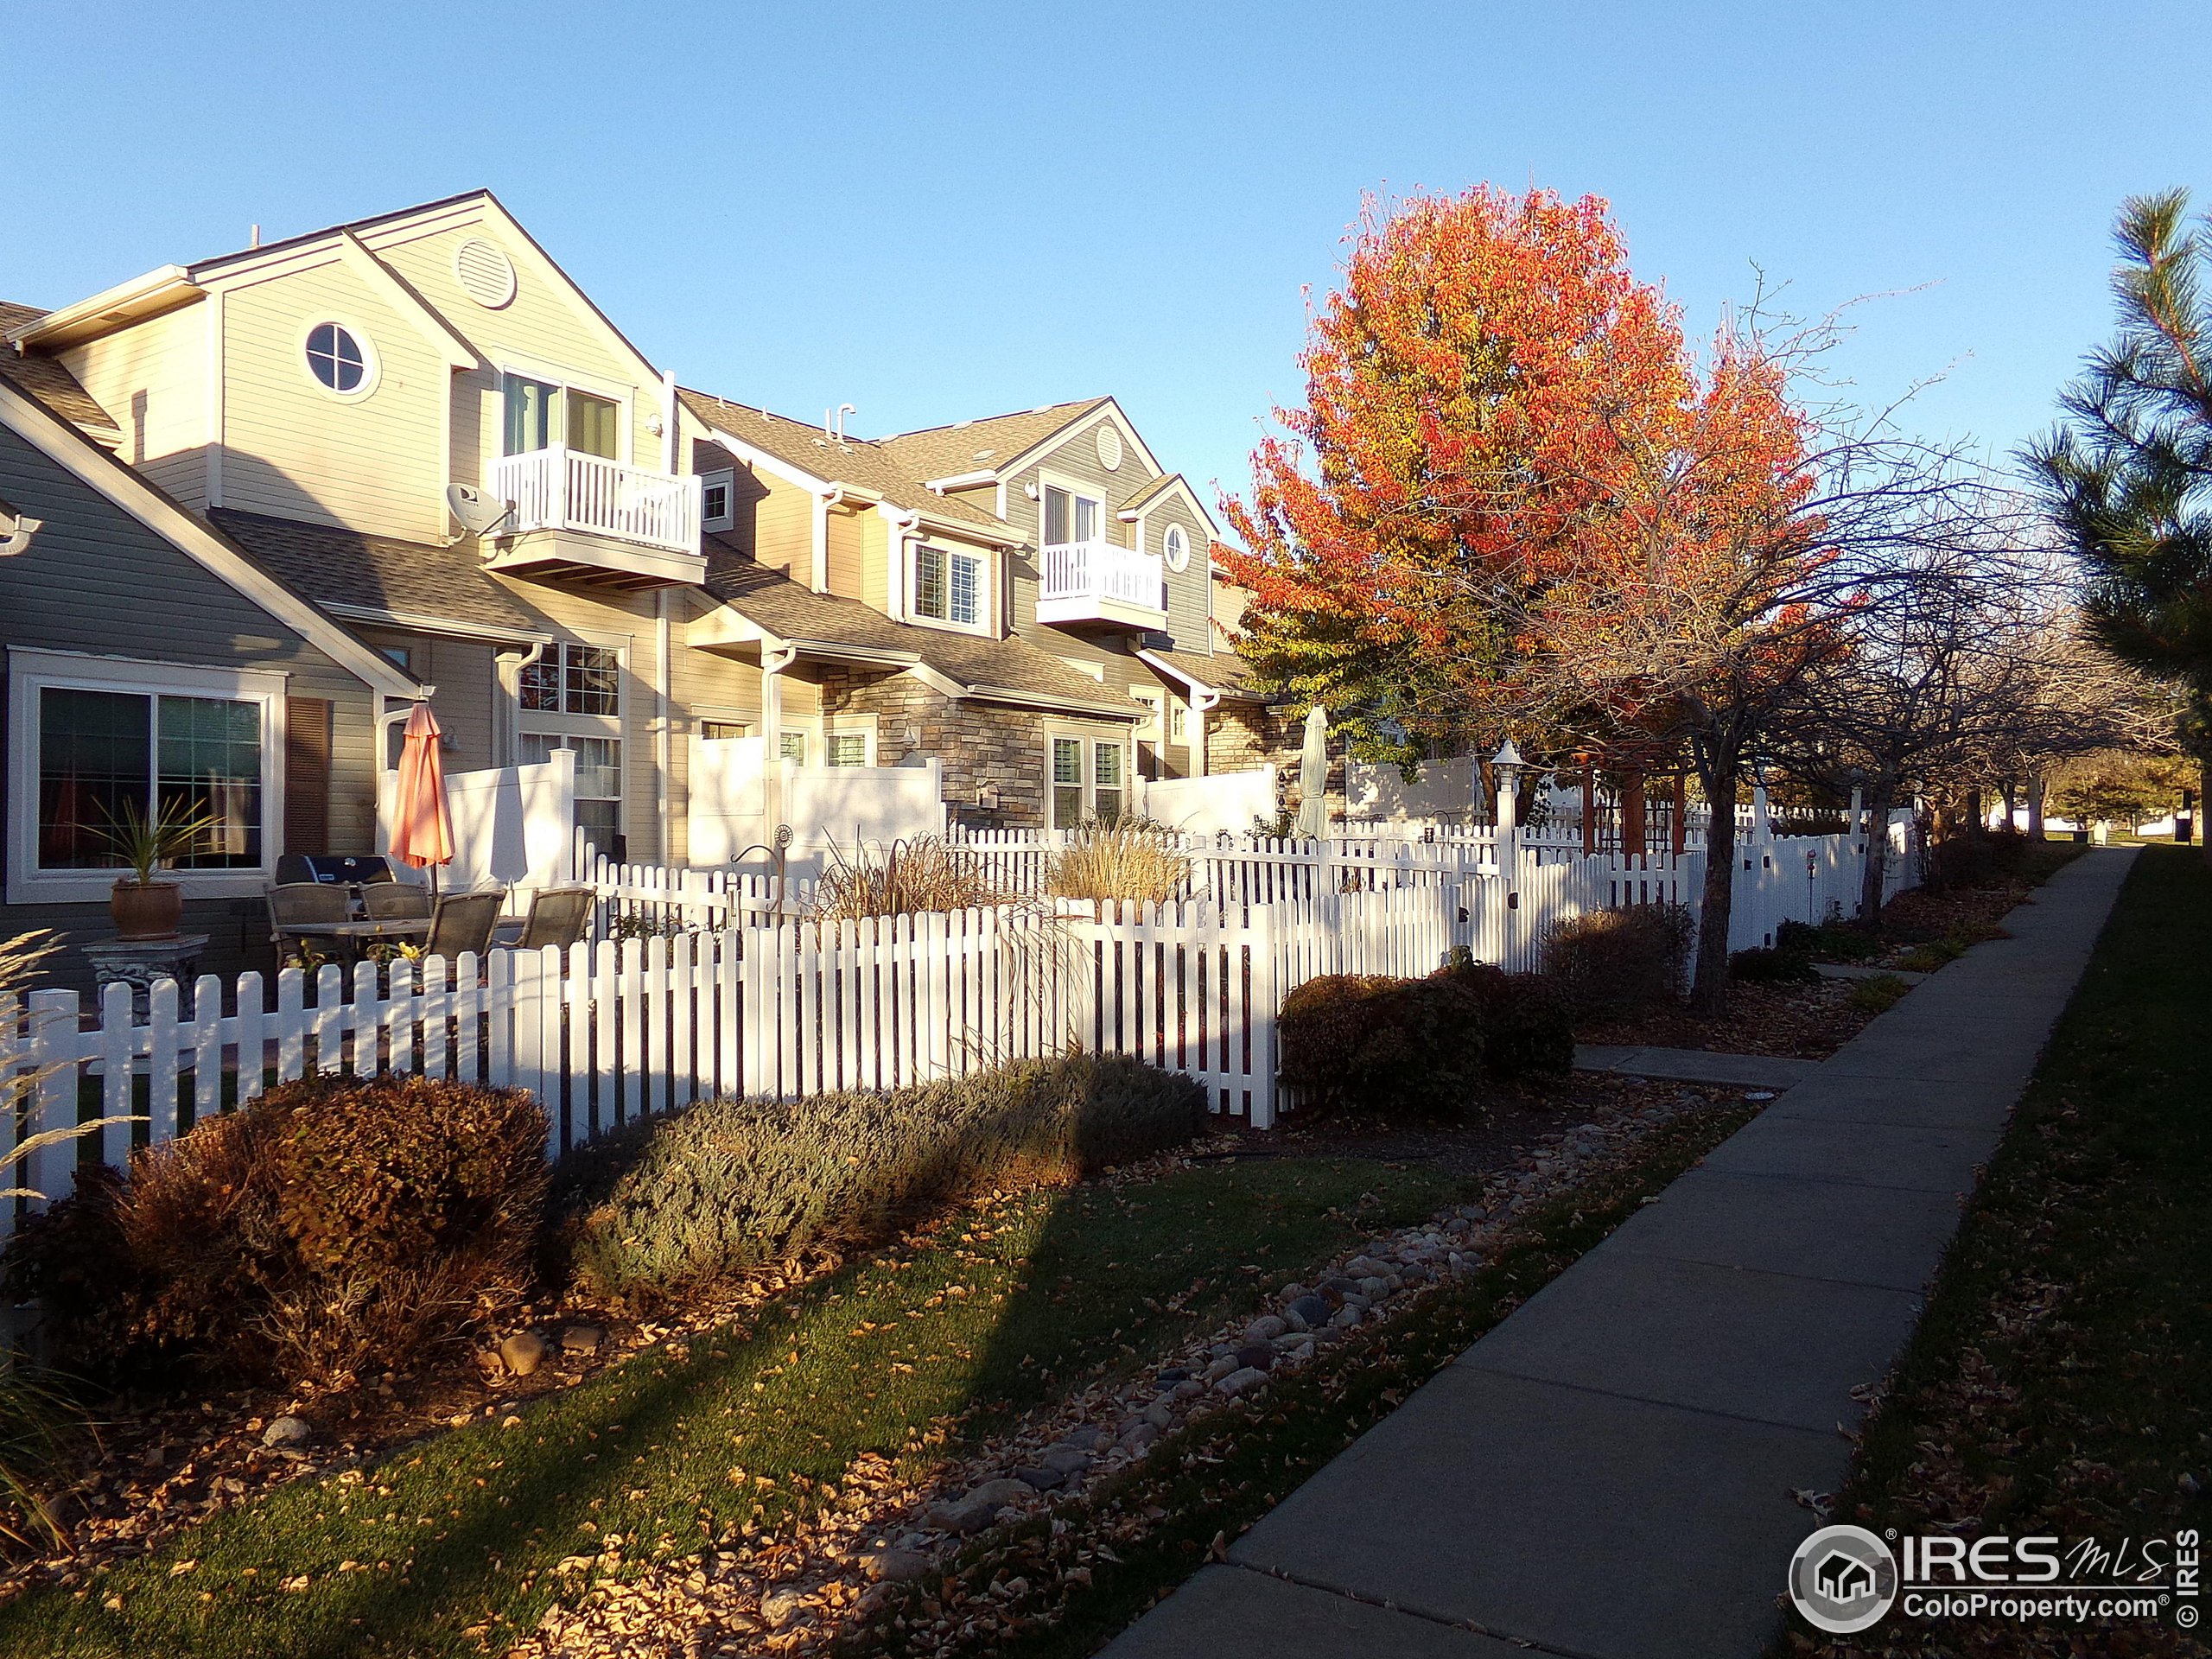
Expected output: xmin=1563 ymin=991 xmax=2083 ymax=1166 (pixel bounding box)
xmin=4 ymin=818 xmax=1921 ymax=1239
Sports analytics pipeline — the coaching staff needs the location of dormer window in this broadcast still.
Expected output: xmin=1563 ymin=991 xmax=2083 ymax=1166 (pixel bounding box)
xmin=912 ymin=542 xmax=987 ymax=631
xmin=700 ymin=468 xmax=735 ymax=532
xmin=304 ymin=322 xmax=373 ymax=397
xmin=1163 ymin=524 xmax=1191 ymax=572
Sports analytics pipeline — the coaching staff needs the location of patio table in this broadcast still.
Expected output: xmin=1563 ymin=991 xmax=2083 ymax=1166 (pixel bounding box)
xmin=276 ymin=917 xmax=431 ymax=968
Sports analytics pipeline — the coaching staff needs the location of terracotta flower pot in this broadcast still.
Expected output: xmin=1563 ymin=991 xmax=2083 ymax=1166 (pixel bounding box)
xmin=111 ymin=880 xmax=184 ymax=940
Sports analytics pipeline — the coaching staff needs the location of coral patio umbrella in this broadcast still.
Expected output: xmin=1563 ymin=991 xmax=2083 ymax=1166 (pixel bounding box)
xmin=389 ymin=702 xmax=454 ymax=890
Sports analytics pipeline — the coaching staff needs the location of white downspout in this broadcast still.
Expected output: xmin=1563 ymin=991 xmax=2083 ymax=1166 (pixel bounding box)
xmin=882 ymin=505 xmax=922 ymax=622
xmin=1188 ymin=686 xmax=1220 ymax=779
xmin=661 ymin=369 xmax=680 ymax=476
xmin=655 ymin=594 xmax=673 ymax=862
xmin=760 ymin=641 xmax=798 ymax=836
xmin=493 ymin=639 xmax=546 ymax=766
xmin=810 ymin=486 xmax=845 ymax=594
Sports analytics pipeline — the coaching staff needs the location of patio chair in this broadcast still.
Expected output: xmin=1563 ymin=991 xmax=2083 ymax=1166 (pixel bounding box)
xmin=362 ymin=880 xmax=434 ymax=921
xmin=422 ymin=890 xmax=506 ymax=964
xmin=505 ymin=886 xmax=594 ymax=951
xmin=266 ymin=880 xmax=351 ymax=942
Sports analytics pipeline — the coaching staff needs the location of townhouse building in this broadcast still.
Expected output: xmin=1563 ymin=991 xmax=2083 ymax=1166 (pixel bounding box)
xmin=0 ymin=189 xmax=1289 ymax=965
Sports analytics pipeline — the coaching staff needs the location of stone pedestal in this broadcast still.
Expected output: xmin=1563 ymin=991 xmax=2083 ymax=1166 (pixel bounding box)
xmin=79 ymin=933 xmax=211 ymax=1019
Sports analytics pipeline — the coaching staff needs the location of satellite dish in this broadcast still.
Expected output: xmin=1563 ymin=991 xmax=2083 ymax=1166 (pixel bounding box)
xmin=446 ymin=482 xmax=513 ymax=537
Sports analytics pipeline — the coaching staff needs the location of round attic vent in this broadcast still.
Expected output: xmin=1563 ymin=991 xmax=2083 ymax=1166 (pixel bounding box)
xmin=454 ymin=238 xmax=517 ymax=308
xmin=1096 ymin=423 xmax=1123 ymax=471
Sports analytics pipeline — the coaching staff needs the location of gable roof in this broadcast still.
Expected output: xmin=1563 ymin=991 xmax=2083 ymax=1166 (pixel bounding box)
xmin=700 ymin=538 xmax=1139 ymax=720
xmin=1136 ymin=645 xmax=1268 ymax=704
xmin=210 ymin=510 xmax=549 ymax=642
xmin=0 ymin=302 xmax=122 ymax=441
xmin=874 ymin=398 xmax=1111 ymax=485
xmin=0 ymin=377 xmax=422 ymax=699
xmin=680 ymin=388 xmax=1012 ymax=541
xmin=7 ymin=191 xmax=662 ymax=389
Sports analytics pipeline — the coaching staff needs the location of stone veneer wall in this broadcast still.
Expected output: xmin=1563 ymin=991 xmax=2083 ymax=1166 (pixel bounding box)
xmin=817 ymin=667 xmax=1052 ymax=830
xmin=1205 ymin=701 xmax=1347 ymax=826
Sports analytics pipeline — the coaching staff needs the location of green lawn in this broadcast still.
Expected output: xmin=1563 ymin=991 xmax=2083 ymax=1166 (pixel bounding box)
xmin=0 ymin=1158 xmax=1466 ymax=1658
xmin=1791 ymin=847 xmax=2212 ymax=1656
xmin=867 ymin=1096 xmax=1761 ymax=1657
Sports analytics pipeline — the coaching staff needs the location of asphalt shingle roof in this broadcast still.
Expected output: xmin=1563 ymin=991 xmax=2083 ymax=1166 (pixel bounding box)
xmin=0 ymin=302 xmax=122 ymax=438
xmin=680 ymin=390 xmax=1007 ymax=536
xmin=1141 ymin=645 xmax=1267 ymax=702
xmin=701 ymin=537 xmax=1137 ymax=716
xmin=210 ymin=509 xmax=546 ymax=638
xmin=874 ymin=398 xmax=1109 ymax=484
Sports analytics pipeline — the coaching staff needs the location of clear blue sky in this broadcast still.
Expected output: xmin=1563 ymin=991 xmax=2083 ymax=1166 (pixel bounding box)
xmin=5 ymin=2 xmax=2206 ymax=507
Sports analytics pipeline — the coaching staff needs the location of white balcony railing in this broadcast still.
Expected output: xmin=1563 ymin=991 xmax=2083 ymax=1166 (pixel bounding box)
xmin=1037 ymin=539 xmax=1166 ymax=622
xmin=490 ymin=446 xmax=702 ymax=556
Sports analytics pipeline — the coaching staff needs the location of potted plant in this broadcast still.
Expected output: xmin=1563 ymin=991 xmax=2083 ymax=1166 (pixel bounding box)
xmin=102 ymin=799 xmax=214 ymax=939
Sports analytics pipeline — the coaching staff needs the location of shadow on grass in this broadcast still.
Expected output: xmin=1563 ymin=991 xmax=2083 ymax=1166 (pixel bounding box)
xmin=0 ymin=1157 xmax=1462 ymax=1658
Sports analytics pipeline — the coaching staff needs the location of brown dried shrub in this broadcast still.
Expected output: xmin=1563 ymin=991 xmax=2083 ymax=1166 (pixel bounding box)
xmin=7 ymin=1075 xmax=547 ymax=1391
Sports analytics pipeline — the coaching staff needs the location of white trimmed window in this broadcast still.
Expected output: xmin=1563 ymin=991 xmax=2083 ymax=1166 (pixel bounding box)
xmin=912 ymin=542 xmax=988 ymax=631
xmin=518 ymin=734 xmax=622 ymax=851
xmin=700 ymin=468 xmax=735 ymax=532
xmin=516 ymin=640 xmax=625 ymax=851
xmin=8 ymin=651 xmax=283 ymax=902
xmin=827 ymin=733 xmax=868 ymax=767
xmin=304 ymin=322 xmax=373 ymax=397
xmin=1162 ymin=523 xmax=1191 ymax=572
xmin=779 ymin=730 xmax=809 ymax=765
xmin=1047 ymin=732 xmax=1131 ymax=829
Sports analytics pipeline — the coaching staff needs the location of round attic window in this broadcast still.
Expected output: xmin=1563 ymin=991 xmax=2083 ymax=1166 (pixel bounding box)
xmin=303 ymin=321 xmax=373 ymax=397
xmin=1163 ymin=524 xmax=1192 ymax=572
xmin=1096 ymin=423 xmax=1123 ymax=471
xmin=454 ymin=238 xmax=518 ymax=308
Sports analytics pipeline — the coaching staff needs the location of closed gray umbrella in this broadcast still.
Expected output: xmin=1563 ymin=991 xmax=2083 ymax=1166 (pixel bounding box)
xmin=1294 ymin=704 xmax=1329 ymax=838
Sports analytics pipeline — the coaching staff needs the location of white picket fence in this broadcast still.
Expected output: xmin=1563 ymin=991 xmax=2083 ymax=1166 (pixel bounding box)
xmin=2 ymin=817 xmax=1919 ymax=1238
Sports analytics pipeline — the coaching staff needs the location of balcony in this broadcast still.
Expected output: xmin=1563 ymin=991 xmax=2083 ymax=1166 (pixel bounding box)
xmin=484 ymin=447 xmax=706 ymax=588
xmin=1035 ymin=540 xmax=1166 ymax=628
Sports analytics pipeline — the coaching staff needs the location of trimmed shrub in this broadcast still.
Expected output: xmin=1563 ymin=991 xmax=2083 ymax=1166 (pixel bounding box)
xmin=555 ymin=1055 xmax=1205 ymax=1304
xmin=1278 ymin=962 xmax=1571 ymax=1120
xmin=1774 ymin=918 xmax=1883 ymax=963
xmin=1448 ymin=963 xmax=1575 ymax=1079
xmin=1729 ymin=945 xmax=1821 ymax=983
xmin=1540 ymin=903 xmax=1693 ymax=1017
xmin=7 ymin=1076 xmax=546 ymax=1389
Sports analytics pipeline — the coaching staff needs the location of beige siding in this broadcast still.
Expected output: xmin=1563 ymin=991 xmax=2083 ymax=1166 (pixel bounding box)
xmin=354 ymin=628 xmax=499 ymax=771
xmin=58 ymin=300 xmax=209 ymax=511
xmin=1141 ymin=493 xmax=1213 ymax=653
xmin=860 ymin=512 xmax=889 ymax=611
xmin=370 ymin=218 xmax=666 ymax=484
xmin=218 ymin=257 xmax=448 ymax=541
xmin=825 ymin=506 xmax=865 ymax=598
xmin=752 ymin=468 xmax=815 ymax=580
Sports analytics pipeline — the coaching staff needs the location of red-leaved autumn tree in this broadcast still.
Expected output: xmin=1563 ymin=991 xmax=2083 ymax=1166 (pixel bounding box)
xmin=1216 ymin=187 xmax=1697 ymax=767
xmin=1224 ymin=187 xmax=1997 ymax=1009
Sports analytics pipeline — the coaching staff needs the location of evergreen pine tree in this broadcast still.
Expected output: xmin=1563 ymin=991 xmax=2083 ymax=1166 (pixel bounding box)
xmin=2030 ymin=188 xmax=2212 ymax=853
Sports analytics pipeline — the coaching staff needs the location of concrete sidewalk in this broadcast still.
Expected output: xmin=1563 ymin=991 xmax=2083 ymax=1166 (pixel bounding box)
xmin=1106 ymin=850 xmax=2138 ymax=1659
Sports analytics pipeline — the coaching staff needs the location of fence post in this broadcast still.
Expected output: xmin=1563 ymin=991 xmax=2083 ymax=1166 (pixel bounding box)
xmin=23 ymin=988 xmax=79 ymax=1214
xmin=1249 ymin=901 xmax=1280 ymax=1129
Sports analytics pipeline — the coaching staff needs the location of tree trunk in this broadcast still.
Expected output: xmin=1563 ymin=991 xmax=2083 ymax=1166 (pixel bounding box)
xmin=1859 ymin=777 xmax=1897 ymax=922
xmin=2202 ymin=756 xmax=2212 ymax=866
xmin=1688 ymin=760 xmax=1739 ymax=1015
xmin=2026 ymin=773 xmax=2046 ymax=842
